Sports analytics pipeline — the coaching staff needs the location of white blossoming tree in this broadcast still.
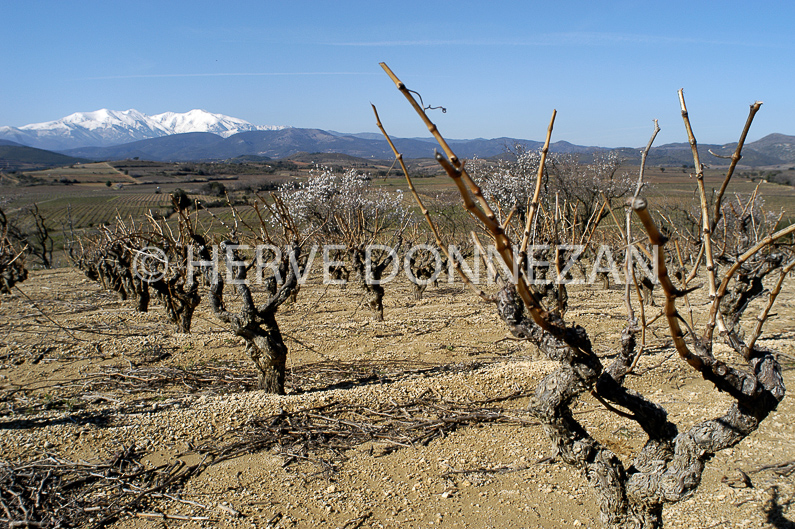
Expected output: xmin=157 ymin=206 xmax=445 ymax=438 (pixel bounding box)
xmin=281 ymin=166 xmax=409 ymax=320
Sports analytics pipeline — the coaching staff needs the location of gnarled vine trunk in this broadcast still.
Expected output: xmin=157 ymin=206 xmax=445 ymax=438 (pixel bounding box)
xmin=151 ymin=277 xmax=200 ymax=333
xmin=0 ymin=208 xmax=27 ymax=295
xmin=494 ymin=281 xmax=785 ymax=528
xmin=350 ymin=246 xmax=394 ymax=321
xmin=244 ymin=311 xmax=289 ymax=393
xmin=203 ymin=240 xmax=302 ymax=394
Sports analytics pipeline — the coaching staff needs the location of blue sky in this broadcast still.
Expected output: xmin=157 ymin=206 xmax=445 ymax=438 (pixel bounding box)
xmin=2 ymin=1 xmax=793 ymax=147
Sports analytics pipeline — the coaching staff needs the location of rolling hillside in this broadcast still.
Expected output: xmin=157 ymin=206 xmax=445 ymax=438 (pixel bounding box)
xmin=0 ymin=143 xmax=88 ymax=171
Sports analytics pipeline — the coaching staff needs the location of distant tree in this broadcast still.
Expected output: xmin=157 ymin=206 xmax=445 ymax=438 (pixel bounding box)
xmin=7 ymin=204 xmax=55 ymax=269
xmin=201 ymin=181 xmax=227 ymax=197
xmin=467 ymin=145 xmax=541 ymax=227
xmin=469 ymin=147 xmax=632 ymax=241
xmin=27 ymin=204 xmax=54 ymax=269
xmin=547 ymin=151 xmax=633 ymax=239
xmin=171 ymin=188 xmax=191 ymax=211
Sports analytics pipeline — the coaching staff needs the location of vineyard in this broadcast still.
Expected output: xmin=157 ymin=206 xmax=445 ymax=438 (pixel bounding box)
xmin=1 ymin=79 xmax=795 ymax=528
xmin=0 ymin=265 xmax=792 ymax=528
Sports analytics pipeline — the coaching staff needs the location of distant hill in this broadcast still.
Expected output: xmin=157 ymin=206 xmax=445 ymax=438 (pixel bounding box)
xmin=746 ymin=133 xmax=795 ymax=164
xmin=54 ymin=130 xmax=627 ymax=162
xmin=62 ymin=128 xmax=448 ymax=161
xmin=0 ymin=144 xmax=88 ymax=171
xmin=285 ymin=151 xmax=380 ymax=165
xmin=56 ymin=128 xmax=794 ymax=167
xmin=62 ymin=132 xmax=226 ymax=162
xmin=615 ymin=137 xmax=788 ymax=167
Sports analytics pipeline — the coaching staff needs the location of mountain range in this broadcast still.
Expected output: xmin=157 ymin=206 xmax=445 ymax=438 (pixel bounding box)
xmin=0 ymin=109 xmax=285 ymax=151
xmin=2 ymin=109 xmax=795 ymax=168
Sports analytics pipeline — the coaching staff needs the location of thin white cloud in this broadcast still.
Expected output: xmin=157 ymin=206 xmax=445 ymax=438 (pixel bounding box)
xmin=332 ymin=32 xmax=770 ymax=48
xmin=77 ymin=72 xmax=378 ymax=81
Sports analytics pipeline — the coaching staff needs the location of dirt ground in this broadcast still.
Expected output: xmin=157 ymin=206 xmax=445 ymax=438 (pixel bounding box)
xmin=1 ymin=267 xmax=793 ymax=528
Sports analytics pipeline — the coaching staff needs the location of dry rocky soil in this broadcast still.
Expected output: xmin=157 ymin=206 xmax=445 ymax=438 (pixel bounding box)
xmin=1 ymin=267 xmax=793 ymax=529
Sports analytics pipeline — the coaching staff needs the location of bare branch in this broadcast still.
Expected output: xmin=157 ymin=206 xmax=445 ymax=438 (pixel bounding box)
xmin=712 ymin=102 xmax=763 ymax=229
xmin=679 ymin=89 xmax=719 ymax=305
xmin=745 ymin=258 xmax=795 ymax=355
xmin=519 ymin=110 xmax=556 ymax=259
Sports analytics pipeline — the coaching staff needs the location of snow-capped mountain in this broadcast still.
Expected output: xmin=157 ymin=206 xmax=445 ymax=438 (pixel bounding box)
xmin=150 ymin=109 xmax=271 ymax=137
xmin=0 ymin=109 xmax=285 ymax=151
